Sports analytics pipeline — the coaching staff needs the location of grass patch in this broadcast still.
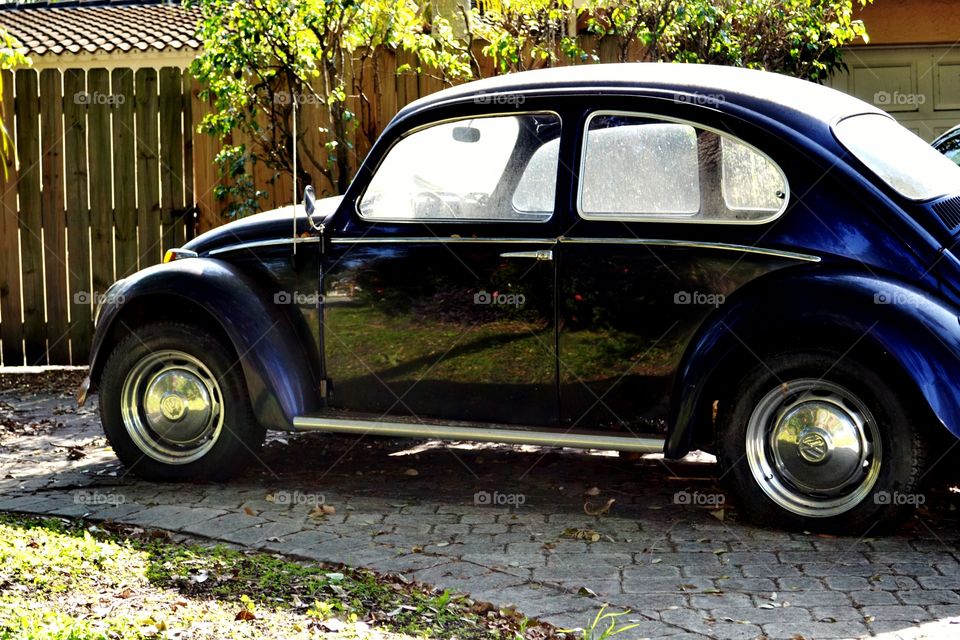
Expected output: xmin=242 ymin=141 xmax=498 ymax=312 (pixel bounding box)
xmin=0 ymin=514 xmax=560 ymax=639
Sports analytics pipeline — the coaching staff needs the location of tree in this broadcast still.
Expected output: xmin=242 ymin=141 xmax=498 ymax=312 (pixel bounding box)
xmin=583 ymin=0 xmax=871 ymax=81
xmin=0 ymin=28 xmax=29 ymax=174
xmin=190 ymin=0 xmax=471 ymax=217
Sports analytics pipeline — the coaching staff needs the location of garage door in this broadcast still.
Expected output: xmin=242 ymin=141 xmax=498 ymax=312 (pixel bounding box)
xmin=827 ymin=45 xmax=960 ymax=141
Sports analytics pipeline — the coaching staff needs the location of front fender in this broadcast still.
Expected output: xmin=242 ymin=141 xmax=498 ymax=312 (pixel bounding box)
xmin=667 ymin=271 xmax=960 ymax=458
xmin=87 ymin=258 xmax=322 ymax=430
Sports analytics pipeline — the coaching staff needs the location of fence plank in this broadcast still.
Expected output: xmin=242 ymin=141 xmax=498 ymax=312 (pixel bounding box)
xmin=182 ymin=71 xmax=194 ymax=237
xmin=15 ymin=70 xmax=45 ymax=365
xmin=188 ymin=75 xmax=220 ymax=233
xmin=159 ymin=67 xmax=184 ymax=251
xmin=39 ymin=69 xmax=69 ymax=364
xmin=112 ymin=68 xmax=137 ymax=278
xmin=135 ymin=68 xmax=161 ymax=267
xmin=87 ymin=69 xmax=114 ymax=303
xmin=0 ymin=69 xmax=23 ymax=366
xmin=63 ymin=68 xmax=91 ymax=364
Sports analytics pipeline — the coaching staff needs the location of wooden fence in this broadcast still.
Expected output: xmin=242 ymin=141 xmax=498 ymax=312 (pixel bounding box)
xmin=0 ymin=66 xmax=207 ymax=367
xmin=0 ymin=40 xmax=627 ymax=367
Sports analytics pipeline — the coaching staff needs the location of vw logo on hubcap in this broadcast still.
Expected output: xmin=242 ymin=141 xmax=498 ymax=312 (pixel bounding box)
xmin=160 ymin=394 xmax=187 ymax=422
xmin=797 ymin=430 xmax=830 ymax=463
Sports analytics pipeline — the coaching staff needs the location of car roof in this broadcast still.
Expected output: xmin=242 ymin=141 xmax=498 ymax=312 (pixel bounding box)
xmin=397 ymin=63 xmax=884 ymax=131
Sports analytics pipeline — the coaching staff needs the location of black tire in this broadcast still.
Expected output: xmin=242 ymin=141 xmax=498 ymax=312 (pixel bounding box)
xmin=99 ymin=322 xmax=265 ymax=481
xmin=718 ymin=351 xmax=926 ymax=534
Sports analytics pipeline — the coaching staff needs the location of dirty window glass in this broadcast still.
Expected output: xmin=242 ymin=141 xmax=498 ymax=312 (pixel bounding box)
xmin=579 ymin=113 xmax=788 ymax=222
xmin=721 ymin=137 xmax=787 ymax=212
xmin=581 ymin=117 xmax=700 ymax=216
xmin=359 ymin=113 xmax=560 ymax=222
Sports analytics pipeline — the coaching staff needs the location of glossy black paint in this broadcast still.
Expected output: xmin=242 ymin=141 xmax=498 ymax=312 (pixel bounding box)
xmin=88 ymin=64 xmax=960 ymax=456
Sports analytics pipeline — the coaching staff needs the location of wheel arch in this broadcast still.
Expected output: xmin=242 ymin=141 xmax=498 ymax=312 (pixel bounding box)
xmin=667 ymin=272 xmax=960 ymax=458
xmin=87 ymin=259 xmax=324 ymax=430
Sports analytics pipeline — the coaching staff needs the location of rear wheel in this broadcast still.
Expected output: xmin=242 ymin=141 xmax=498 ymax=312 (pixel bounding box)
xmin=99 ymin=323 xmax=265 ymax=480
xmin=718 ymin=351 xmax=926 ymax=533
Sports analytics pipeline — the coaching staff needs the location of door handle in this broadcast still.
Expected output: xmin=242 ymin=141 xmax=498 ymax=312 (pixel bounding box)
xmin=500 ymin=250 xmax=553 ymax=261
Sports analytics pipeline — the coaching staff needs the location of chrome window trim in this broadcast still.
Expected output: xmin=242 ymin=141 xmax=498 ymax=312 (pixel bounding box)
xmin=355 ymin=111 xmax=562 ymax=225
xmin=577 ymin=110 xmax=791 ymax=225
xmin=558 ymin=237 xmax=820 ymax=262
xmin=332 ymin=237 xmax=557 ymax=245
xmin=207 ymin=236 xmax=321 ymax=256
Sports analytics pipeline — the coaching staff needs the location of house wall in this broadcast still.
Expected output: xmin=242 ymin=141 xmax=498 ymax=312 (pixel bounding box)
xmin=853 ymin=0 xmax=960 ymax=46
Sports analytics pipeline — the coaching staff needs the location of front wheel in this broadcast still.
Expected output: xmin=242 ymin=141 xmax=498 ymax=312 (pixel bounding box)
xmin=99 ymin=323 xmax=265 ymax=481
xmin=719 ymin=352 xmax=927 ymax=533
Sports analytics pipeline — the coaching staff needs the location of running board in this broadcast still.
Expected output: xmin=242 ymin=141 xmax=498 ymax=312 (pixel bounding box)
xmin=292 ymin=416 xmax=665 ymax=453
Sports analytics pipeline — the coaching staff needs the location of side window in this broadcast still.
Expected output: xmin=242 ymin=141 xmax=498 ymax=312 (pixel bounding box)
xmin=359 ymin=113 xmax=560 ymax=222
xmin=579 ymin=113 xmax=788 ymax=222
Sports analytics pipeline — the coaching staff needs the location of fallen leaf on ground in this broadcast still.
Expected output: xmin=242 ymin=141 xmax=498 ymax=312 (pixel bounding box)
xmin=584 ymin=498 xmax=615 ymax=517
xmin=560 ymin=527 xmax=602 ymax=543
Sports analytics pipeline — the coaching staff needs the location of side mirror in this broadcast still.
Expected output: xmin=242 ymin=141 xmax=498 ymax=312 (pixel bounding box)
xmin=303 ymin=184 xmax=316 ymax=215
xmin=453 ymin=126 xmax=481 ymax=143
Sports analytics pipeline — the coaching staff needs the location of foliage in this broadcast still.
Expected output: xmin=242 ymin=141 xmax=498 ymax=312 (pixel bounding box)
xmin=583 ymin=0 xmax=872 ymax=81
xmin=0 ymin=28 xmax=30 ymax=175
xmin=192 ymin=0 xmax=872 ymax=218
xmin=189 ymin=0 xmax=471 ymax=218
xmin=469 ymin=0 xmax=591 ymax=74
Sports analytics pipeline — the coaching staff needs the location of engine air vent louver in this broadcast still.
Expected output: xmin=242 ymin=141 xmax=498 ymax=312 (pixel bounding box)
xmin=933 ymin=195 xmax=960 ymax=230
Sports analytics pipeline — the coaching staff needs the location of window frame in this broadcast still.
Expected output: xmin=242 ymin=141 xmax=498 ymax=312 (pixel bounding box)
xmin=576 ymin=110 xmax=791 ymax=225
xmin=355 ymin=110 xmax=562 ymax=225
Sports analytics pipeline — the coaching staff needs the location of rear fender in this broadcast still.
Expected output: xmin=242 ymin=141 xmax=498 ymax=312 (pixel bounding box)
xmin=667 ymin=272 xmax=960 ymax=457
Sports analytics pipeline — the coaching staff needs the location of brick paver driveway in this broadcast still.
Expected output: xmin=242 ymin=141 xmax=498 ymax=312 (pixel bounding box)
xmin=3 ymin=371 xmax=960 ymax=639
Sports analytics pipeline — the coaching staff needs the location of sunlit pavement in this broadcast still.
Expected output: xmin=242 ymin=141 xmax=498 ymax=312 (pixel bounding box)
xmin=3 ymin=377 xmax=960 ymax=639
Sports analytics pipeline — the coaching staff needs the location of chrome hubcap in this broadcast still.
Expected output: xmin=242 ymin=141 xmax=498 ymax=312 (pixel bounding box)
xmin=746 ymin=379 xmax=881 ymax=518
xmin=121 ymin=350 xmax=223 ymax=465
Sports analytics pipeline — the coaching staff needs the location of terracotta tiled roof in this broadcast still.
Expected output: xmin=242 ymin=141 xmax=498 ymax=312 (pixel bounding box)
xmin=0 ymin=2 xmax=200 ymax=56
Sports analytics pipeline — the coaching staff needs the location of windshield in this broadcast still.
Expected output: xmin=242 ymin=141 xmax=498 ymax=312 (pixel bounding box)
xmin=834 ymin=113 xmax=960 ymax=201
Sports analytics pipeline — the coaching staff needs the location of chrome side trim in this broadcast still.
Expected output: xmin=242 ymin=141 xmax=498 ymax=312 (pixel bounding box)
xmin=331 ymin=237 xmax=557 ymax=245
xmin=293 ymin=415 xmax=665 ymax=453
xmin=558 ymin=237 xmax=821 ymax=262
xmin=208 ymin=236 xmax=321 ymax=256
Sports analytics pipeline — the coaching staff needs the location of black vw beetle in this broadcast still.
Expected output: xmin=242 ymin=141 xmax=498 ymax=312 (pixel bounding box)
xmin=81 ymin=63 xmax=960 ymax=533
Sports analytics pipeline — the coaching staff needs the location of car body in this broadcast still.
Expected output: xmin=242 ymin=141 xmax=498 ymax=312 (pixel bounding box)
xmin=933 ymin=124 xmax=960 ymax=165
xmin=83 ymin=63 xmax=960 ymax=532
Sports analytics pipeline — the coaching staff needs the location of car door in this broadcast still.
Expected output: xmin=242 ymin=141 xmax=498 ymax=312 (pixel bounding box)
xmin=321 ymin=111 xmax=562 ymax=426
xmin=558 ymin=109 xmax=806 ymax=433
